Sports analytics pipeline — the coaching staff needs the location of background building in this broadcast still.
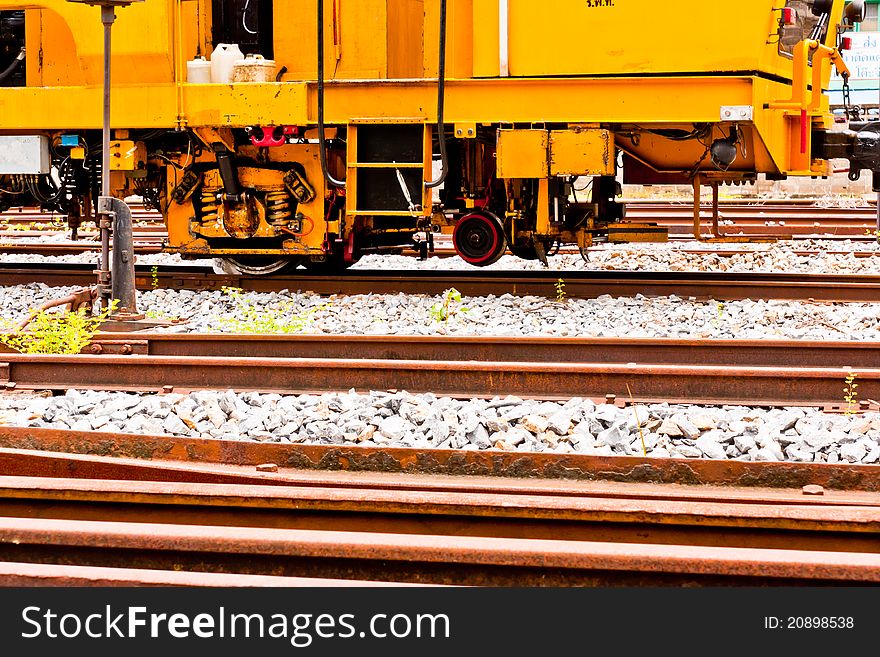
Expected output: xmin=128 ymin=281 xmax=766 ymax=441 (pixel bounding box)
xmin=830 ymin=0 xmax=880 ymax=108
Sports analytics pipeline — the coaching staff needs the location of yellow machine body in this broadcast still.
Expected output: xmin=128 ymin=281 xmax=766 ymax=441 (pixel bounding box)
xmin=0 ymin=0 xmax=863 ymax=268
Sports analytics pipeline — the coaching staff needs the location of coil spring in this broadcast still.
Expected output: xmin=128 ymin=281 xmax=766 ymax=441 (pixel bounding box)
xmin=266 ymin=188 xmax=292 ymax=226
xmin=200 ymin=189 xmax=219 ymax=223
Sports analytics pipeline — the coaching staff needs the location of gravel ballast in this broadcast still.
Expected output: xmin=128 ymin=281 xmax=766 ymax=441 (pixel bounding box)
xmin=2 ymin=282 xmax=878 ymax=340
xmin=1 ymin=389 xmax=878 ymax=464
xmin=4 ymin=238 xmax=880 ymax=274
xmin=3 ymin=241 xmax=880 ymax=467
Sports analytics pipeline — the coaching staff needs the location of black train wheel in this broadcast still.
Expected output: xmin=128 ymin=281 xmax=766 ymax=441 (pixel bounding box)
xmin=453 ymin=211 xmax=507 ymax=267
xmin=216 ymin=256 xmax=302 ymax=276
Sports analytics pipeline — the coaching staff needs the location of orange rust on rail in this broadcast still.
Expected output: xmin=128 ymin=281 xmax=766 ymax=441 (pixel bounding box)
xmin=0 ymin=426 xmax=878 ymax=492
xmin=0 ymin=516 xmax=877 ymax=585
xmin=2 ymin=334 xmax=875 ymax=372
xmin=0 ymin=561 xmax=409 ymax=587
xmin=1 ymin=352 xmax=878 ymax=405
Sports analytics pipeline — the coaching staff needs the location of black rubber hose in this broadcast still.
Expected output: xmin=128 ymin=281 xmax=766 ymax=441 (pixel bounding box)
xmin=317 ymin=0 xmax=345 ymax=188
xmin=425 ymin=0 xmax=448 ymax=189
xmin=0 ymin=47 xmax=25 ymax=84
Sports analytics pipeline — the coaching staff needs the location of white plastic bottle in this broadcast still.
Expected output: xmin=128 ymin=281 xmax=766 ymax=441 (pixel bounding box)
xmin=186 ymin=56 xmax=212 ymax=83
xmin=210 ymin=43 xmax=243 ymax=83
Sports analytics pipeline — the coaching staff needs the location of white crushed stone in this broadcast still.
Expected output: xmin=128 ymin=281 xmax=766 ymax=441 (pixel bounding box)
xmin=0 ymin=250 xmax=202 ymax=266
xmin=2 ymin=283 xmax=879 ymax=340
xmin=4 ymin=238 xmax=880 ymax=273
xmin=349 ymin=239 xmax=880 ymax=274
xmin=0 ymin=389 xmax=876 ymax=464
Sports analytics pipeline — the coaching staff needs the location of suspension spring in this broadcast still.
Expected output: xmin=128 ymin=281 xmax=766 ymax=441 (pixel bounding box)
xmin=200 ymin=188 xmax=220 ymax=223
xmin=266 ymin=188 xmax=292 ymax=226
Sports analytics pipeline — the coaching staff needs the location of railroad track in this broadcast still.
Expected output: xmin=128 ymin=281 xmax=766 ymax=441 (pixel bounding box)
xmin=10 ymin=237 xmax=880 ymax=259
xmin=1 ymin=334 xmax=877 ymax=406
xmin=4 ymin=201 xmax=880 ymax=260
xmin=0 ymin=426 xmax=877 ymax=585
xmin=0 ymin=240 xmax=165 ymax=256
xmin=3 ymin=262 xmax=880 ymax=302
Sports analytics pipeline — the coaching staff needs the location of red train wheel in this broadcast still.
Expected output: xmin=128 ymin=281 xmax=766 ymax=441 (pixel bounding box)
xmin=453 ymin=212 xmax=507 ymax=266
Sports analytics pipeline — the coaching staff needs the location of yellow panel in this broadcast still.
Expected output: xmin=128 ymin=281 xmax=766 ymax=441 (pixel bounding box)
xmin=108 ymin=140 xmax=146 ymax=171
xmin=550 ymin=128 xmax=614 ymax=176
xmin=425 ymin=0 xmax=473 ymax=78
xmin=274 ymin=0 xmax=390 ymax=80
xmin=16 ymin=0 xmax=174 ymax=86
xmin=387 ymin=0 xmax=425 ymax=78
xmin=496 ymin=129 xmax=548 ymax=179
xmin=471 ymin=0 xmax=499 ymax=78
xmin=467 ymin=0 xmax=842 ymax=83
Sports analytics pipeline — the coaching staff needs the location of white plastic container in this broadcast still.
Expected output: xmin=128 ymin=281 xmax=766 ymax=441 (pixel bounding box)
xmin=231 ymin=54 xmax=276 ymax=83
xmin=186 ymin=56 xmax=212 ymax=83
xmin=210 ymin=43 xmax=243 ymax=83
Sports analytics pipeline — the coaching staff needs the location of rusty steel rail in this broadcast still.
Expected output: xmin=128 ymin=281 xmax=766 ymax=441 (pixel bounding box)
xmin=5 ymin=262 xmax=880 ymax=302
xmin=17 ymin=334 xmax=880 ymax=373
xmin=0 ymin=428 xmax=877 ymax=584
xmin=1 ymin=474 xmax=879 ymax=537
xmin=0 ymin=562 xmax=405 ymax=587
xmin=0 ymin=241 xmax=164 ymax=256
xmin=0 ymin=515 xmax=878 ymax=585
xmin=4 ymin=444 xmax=880 ymax=509
xmin=2 ymin=426 xmax=879 ymax=492
xmin=0 ymin=351 xmax=877 ymax=405
xmin=0 ymin=477 xmax=877 ymax=585
xmin=0 ymin=516 xmax=863 ymax=585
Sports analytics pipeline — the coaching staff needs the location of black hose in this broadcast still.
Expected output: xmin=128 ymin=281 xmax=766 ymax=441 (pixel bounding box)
xmin=0 ymin=47 xmax=25 ymax=84
xmin=317 ymin=0 xmax=345 ymax=188
xmin=425 ymin=0 xmax=448 ymax=189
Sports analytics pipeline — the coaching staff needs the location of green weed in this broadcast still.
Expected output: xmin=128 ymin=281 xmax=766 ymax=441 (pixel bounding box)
xmin=844 ymin=371 xmax=859 ymax=416
xmin=430 ymin=288 xmax=468 ymax=323
xmin=555 ymin=278 xmax=567 ymax=304
xmin=219 ymin=286 xmax=324 ymax=334
xmin=1 ymin=301 xmax=116 ymax=354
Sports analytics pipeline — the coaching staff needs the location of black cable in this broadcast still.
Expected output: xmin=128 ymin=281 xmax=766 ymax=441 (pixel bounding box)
xmin=645 ymin=123 xmax=712 ymax=142
xmin=425 ymin=0 xmax=448 ymax=189
xmin=0 ymin=47 xmax=25 ymax=84
xmin=317 ymin=0 xmax=345 ymax=188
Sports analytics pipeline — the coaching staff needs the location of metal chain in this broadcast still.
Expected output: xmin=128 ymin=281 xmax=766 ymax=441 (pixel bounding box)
xmin=843 ymin=73 xmax=862 ymax=122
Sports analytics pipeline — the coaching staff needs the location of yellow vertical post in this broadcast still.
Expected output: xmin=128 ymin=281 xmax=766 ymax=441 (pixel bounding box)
xmin=175 ymin=0 xmax=185 ymax=128
xmin=333 ymin=0 xmax=342 ymax=62
xmin=711 ymin=181 xmax=720 ymax=238
xmin=537 ymin=178 xmax=550 ymax=234
xmin=345 ymin=125 xmax=358 ymax=218
xmin=692 ymin=173 xmax=702 ymax=240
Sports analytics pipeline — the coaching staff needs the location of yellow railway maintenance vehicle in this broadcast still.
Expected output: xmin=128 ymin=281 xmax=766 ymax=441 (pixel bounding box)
xmin=0 ymin=0 xmax=877 ymax=273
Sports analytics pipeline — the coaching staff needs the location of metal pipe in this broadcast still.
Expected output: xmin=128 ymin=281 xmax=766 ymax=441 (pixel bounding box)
xmin=97 ymin=5 xmax=115 ymax=305
xmin=0 ymin=47 xmax=24 ymax=84
xmin=499 ymin=0 xmax=509 ymax=77
xmin=317 ymin=0 xmax=345 ymax=188
xmin=425 ymin=0 xmax=448 ymax=189
xmin=95 ymin=2 xmax=140 ymax=319
xmin=101 ymin=7 xmax=112 ymax=199
xmin=175 ymin=0 xmax=184 ymax=128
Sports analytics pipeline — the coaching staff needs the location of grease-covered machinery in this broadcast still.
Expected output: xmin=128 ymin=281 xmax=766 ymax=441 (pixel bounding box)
xmin=0 ymin=0 xmax=876 ymax=273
